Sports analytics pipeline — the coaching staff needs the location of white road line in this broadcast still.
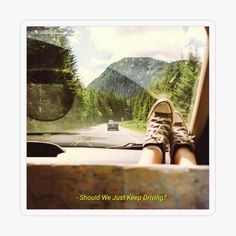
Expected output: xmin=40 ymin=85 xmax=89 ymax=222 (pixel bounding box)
xmin=119 ymin=130 xmax=141 ymax=143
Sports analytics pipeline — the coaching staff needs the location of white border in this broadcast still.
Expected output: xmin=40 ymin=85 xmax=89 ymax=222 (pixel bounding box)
xmin=20 ymin=20 xmax=215 ymax=216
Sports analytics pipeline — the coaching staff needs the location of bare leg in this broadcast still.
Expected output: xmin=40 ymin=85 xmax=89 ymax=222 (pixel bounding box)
xmin=138 ymin=146 xmax=163 ymax=165
xmin=174 ymin=147 xmax=197 ymax=166
xmin=170 ymin=111 xmax=196 ymax=166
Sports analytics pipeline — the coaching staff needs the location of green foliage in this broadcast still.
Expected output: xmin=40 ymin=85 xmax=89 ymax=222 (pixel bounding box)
xmin=81 ymin=89 xmax=126 ymax=124
xmin=27 ymin=88 xmax=131 ymax=132
xmin=152 ymin=53 xmax=201 ymax=122
xmin=130 ymin=90 xmax=156 ymax=122
xmin=89 ymin=68 xmax=144 ymax=98
xmin=120 ymin=120 xmax=146 ymax=132
xmin=130 ymin=53 xmax=201 ymax=125
xmin=27 ymin=27 xmax=201 ymax=133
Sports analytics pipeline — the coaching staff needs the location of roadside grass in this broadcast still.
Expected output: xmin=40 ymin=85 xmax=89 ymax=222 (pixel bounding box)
xmin=120 ymin=120 xmax=146 ymax=133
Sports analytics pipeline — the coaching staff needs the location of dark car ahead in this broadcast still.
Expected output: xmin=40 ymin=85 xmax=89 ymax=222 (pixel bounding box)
xmin=107 ymin=120 xmax=119 ymax=131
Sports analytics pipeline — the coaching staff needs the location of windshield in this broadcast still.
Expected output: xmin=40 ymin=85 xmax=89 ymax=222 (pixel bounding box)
xmin=27 ymin=25 xmax=207 ymax=148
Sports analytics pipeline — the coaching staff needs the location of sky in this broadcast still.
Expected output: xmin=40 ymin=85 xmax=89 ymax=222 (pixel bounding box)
xmin=66 ymin=26 xmax=207 ymax=86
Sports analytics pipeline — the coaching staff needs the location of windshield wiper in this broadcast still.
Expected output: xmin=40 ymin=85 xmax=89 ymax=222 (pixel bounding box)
xmin=27 ymin=132 xmax=80 ymax=135
xmin=109 ymin=143 xmax=143 ymax=150
xmin=69 ymin=142 xmax=143 ymax=149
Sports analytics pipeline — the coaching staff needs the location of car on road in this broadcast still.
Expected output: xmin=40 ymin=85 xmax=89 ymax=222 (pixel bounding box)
xmin=107 ymin=120 xmax=119 ymax=131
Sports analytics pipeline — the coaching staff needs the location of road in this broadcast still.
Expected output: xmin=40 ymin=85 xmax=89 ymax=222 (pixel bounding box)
xmin=28 ymin=123 xmax=145 ymax=147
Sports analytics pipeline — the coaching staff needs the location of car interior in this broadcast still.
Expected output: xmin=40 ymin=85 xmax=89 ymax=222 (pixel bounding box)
xmin=26 ymin=25 xmax=210 ymax=209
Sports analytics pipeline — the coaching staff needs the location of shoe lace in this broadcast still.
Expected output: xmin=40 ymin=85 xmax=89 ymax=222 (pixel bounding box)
xmin=146 ymin=116 xmax=171 ymax=143
xmin=172 ymin=126 xmax=195 ymax=144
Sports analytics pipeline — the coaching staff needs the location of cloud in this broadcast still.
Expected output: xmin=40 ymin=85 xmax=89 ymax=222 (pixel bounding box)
xmin=78 ymin=67 xmax=102 ymax=86
xmin=68 ymin=26 xmax=207 ymax=86
xmin=88 ymin=26 xmax=207 ymax=62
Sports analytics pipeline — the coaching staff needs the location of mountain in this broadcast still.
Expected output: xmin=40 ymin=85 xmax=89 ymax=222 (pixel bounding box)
xmin=88 ymin=68 xmax=144 ymax=98
xmin=88 ymin=57 xmax=167 ymax=97
xmin=107 ymin=57 xmax=167 ymax=88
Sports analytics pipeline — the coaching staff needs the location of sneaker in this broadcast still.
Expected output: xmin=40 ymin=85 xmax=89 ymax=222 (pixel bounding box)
xmin=170 ymin=111 xmax=195 ymax=163
xmin=143 ymin=98 xmax=174 ymax=162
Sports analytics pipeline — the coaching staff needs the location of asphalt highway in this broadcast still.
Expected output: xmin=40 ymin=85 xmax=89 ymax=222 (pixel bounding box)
xmin=27 ymin=123 xmax=145 ymax=148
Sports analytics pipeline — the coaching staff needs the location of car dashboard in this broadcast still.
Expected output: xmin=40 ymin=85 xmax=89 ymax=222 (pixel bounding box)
xmin=26 ymin=141 xmax=209 ymax=210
